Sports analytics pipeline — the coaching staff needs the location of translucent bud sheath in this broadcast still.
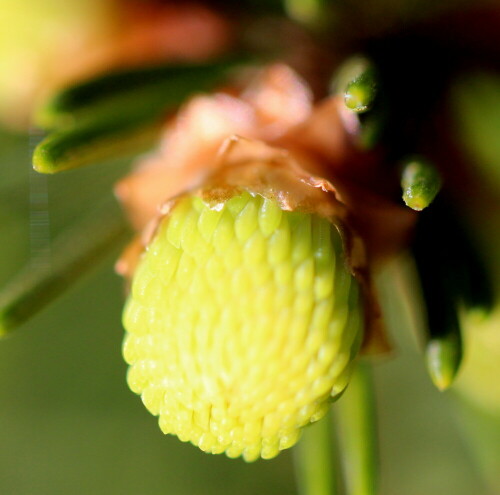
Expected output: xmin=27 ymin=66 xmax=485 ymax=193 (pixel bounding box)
xmin=122 ymin=191 xmax=363 ymax=461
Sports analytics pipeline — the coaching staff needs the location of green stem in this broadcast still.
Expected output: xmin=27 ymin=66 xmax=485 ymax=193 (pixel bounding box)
xmin=334 ymin=362 xmax=378 ymax=495
xmin=293 ymin=410 xmax=339 ymax=495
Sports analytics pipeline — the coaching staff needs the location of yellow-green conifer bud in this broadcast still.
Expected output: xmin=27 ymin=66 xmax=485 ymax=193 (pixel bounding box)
xmin=122 ymin=190 xmax=363 ymax=461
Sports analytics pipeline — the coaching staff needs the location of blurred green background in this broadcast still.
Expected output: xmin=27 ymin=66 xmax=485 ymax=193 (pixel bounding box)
xmin=0 ymin=131 xmax=487 ymax=495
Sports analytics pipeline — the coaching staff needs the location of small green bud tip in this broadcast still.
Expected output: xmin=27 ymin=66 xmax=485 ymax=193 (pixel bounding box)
xmin=425 ymin=338 xmax=461 ymax=391
xmin=123 ymin=191 xmax=364 ymax=461
xmin=0 ymin=315 xmax=16 ymax=338
xmin=33 ymin=99 xmax=64 ymax=130
xmin=344 ymin=69 xmax=378 ymax=113
xmin=401 ymin=158 xmax=442 ymax=211
xmin=285 ymin=0 xmax=327 ymax=26
xmin=0 ymin=299 xmax=16 ymax=337
xmin=0 ymin=318 xmax=7 ymax=338
xmin=32 ymin=144 xmax=52 ymax=174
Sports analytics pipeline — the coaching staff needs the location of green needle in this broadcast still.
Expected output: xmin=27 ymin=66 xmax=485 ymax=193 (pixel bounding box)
xmin=33 ymin=115 xmax=163 ymax=174
xmin=33 ymin=57 xmax=248 ymax=173
xmin=35 ymin=58 xmax=244 ymax=129
xmin=0 ymin=204 xmax=129 ymax=336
